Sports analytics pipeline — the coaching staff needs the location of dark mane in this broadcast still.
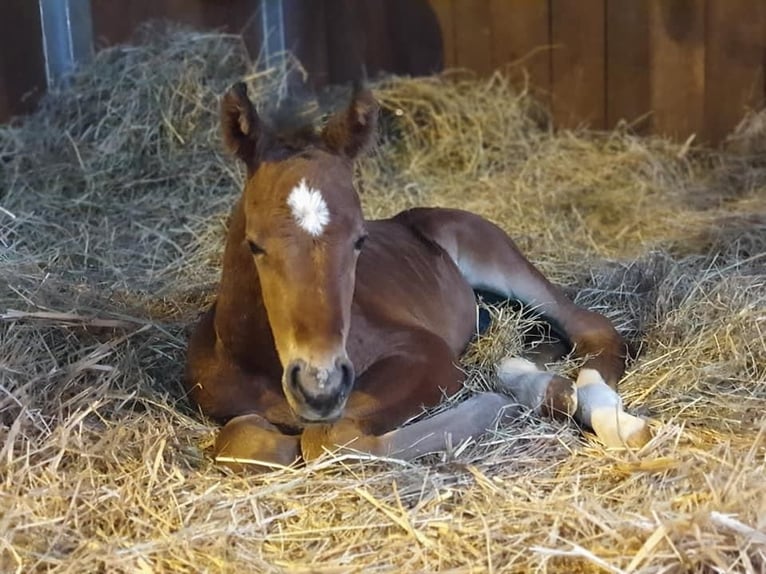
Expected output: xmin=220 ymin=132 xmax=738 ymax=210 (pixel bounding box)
xmin=261 ymin=97 xmax=327 ymax=161
xmin=259 ymin=84 xmax=365 ymax=161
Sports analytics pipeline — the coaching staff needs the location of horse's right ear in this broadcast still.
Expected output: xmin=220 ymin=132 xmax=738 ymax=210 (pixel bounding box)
xmin=220 ymin=83 xmax=261 ymax=165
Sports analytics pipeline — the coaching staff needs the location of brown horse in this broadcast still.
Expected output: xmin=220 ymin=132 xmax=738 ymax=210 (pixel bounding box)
xmin=185 ymin=83 xmax=651 ymax=471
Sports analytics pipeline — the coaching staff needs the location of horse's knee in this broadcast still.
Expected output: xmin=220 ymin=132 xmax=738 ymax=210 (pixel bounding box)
xmin=214 ymin=414 xmax=300 ymax=473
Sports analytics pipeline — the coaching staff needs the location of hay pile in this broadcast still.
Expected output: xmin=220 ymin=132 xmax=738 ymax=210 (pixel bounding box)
xmin=1 ymin=26 xmax=765 ymax=573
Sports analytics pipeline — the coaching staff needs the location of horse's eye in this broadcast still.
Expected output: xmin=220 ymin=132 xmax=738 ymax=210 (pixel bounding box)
xmin=354 ymin=235 xmax=368 ymax=251
xmin=248 ymin=240 xmax=266 ymax=256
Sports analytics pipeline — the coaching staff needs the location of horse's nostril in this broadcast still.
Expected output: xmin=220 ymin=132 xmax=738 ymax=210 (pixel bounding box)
xmin=288 ymin=361 xmax=302 ymax=391
xmin=339 ymin=360 xmax=355 ymax=389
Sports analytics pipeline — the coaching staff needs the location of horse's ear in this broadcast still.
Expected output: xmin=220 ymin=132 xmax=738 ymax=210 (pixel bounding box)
xmin=221 ymin=82 xmax=261 ymax=165
xmin=321 ymin=84 xmax=379 ymax=159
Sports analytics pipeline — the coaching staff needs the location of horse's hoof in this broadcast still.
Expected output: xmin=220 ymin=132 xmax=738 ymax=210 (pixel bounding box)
xmin=575 ymin=369 xmax=653 ymax=450
xmin=214 ymin=414 xmax=300 ymax=473
xmin=590 ymin=410 xmax=652 ymax=449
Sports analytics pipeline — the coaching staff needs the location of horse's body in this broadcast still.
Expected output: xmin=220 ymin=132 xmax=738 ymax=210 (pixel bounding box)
xmin=185 ymin=84 xmax=651 ymax=470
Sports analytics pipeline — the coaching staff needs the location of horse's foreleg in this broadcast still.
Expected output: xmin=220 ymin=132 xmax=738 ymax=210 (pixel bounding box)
xmin=300 ymin=393 xmax=517 ymax=461
xmin=214 ymin=414 xmax=301 ymax=472
xmin=187 ymin=310 xmax=304 ymax=470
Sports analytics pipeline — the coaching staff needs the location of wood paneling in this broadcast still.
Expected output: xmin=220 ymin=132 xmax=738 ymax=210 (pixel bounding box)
xmin=453 ymin=0 xmax=493 ymax=75
xmin=323 ymin=0 xmax=365 ymax=84
xmin=489 ymin=0 xmax=551 ymax=98
xmin=4 ymin=0 xmax=766 ymax=144
xmin=387 ymin=0 xmax=443 ymax=76
xmin=91 ymin=0 xmax=253 ymax=47
xmin=284 ymin=0 xmax=328 ymax=88
xmin=0 ymin=0 xmax=46 ymax=122
xmin=426 ymin=0 xmax=766 ymax=142
xmin=358 ymin=0 xmax=394 ymax=75
xmin=430 ymin=0 xmax=457 ymax=69
xmin=649 ymin=0 xmax=706 ymax=140
xmin=551 ymin=0 xmax=606 ymax=129
xmin=606 ymin=0 xmax=651 ymax=131
xmin=704 ymin=0 xmax=766 ymax=142
xmin=429 ymin=0 xmax=457 ymax=68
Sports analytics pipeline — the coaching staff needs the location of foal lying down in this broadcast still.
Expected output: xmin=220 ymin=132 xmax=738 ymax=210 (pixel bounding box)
xmin=185 ymin=84 xmax=651 ymax=471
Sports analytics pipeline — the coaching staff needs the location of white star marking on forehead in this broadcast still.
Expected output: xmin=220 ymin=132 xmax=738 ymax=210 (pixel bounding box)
xmin=287 ymin=179 xmax=330 ymax=237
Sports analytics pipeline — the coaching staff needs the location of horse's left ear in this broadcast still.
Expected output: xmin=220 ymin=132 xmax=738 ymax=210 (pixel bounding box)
xmin=321 ymin=84 xmax=379 ymax=159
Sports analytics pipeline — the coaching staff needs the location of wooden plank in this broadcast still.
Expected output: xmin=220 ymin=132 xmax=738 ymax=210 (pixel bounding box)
xmin=162 ymin=0 xmax=204 ymax=29
xmin=0 ymin=0 xmax=46 ymax=122
xmin=648 ymin=0 xmax=705 ymax=141
xmin=488 ymin=0 xmax=551 ymax=98
xmin=200 ymin=0 xmax=258 ymax=32
xmin=606 ymin=0 xmax=651 ymax=131
xmin=429 ymin=0 xmax=456 ymax=69
xmin=232 ymin=0 xmax=263 ymax=61
xmin=90 ymin=0 xmax=136 ymax=45
xmin=92 ymin=0 xmax=198 ymax=45
xmin=551 ymin=0 xmax=606 ymax=129
xmin=453 ymin=0 xmax=493 ymax=75
xmin=387 ymin=0 xmax=444 ymax=76
xmin=284 ymin=0 xmax=329 ymax=89
xmin=324 ymin=0 xmax=365 ymax=84
xmin=358 ymin=0 xmax=394 ymax=76
xmin=704 ymin=0 xmax=766 ymax=143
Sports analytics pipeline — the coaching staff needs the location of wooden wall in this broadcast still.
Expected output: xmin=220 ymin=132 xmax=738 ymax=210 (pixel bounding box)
xmin=1 ymin=0 xmax=765 ymax=145
xmin=0 ymin=0 xmax=47 ymax=122
xmin=88 ymin=0 xmax=443 ymax=90
xmin=432 ymin=0 xmax=766 ymax=143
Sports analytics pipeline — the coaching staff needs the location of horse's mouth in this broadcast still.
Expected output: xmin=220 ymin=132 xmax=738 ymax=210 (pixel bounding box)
xmin=294 ymin=404 xmax=345 ymax=425
xmin=282 ymin=357 xmax=355 ymax=424
xmin=287 ymin=388 xmax=349 ymax=424
xmin=297 ymin=412 xmax=342 ymax=425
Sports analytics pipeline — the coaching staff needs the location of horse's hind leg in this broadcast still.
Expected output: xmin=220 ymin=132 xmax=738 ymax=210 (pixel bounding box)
xmin=399 ymin=207 xmax=626 ymax=382
xmin=377 ymin=392 xmax=520 ymax=459
xmin=496 ymin=357 xmax=651 ymax=448
xmin=399 ymin=207 xmax=651 ymax=448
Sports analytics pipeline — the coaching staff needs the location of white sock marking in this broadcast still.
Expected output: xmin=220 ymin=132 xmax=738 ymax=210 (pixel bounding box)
xmin=496 ymin=358 xmax=546 ymax=407
xmin=287 ymin=179 xmax=330 ymax=236
xmin=496 ymin=357 xmax=577 ymax=414
xmin=576 ymin=369 xmax=648 ymax=448
xmin=498 ymin=357 xmax=539 ymax=374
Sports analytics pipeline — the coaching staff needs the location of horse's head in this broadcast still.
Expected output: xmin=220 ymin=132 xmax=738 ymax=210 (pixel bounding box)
xmin=220 ymin=82 xmax=378 ymax=423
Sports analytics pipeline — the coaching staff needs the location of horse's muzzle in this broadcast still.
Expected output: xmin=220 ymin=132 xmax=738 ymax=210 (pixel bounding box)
xmin=284 ymin=357 xmax=355 ymax=421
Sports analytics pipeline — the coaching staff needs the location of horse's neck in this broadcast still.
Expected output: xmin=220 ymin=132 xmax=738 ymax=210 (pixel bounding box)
xmin=214 ymin=200 xmax=279 ymax=371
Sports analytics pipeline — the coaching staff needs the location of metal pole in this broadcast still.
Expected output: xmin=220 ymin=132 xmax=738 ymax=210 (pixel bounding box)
xmin=260 ymin=0 xmax=286 ymax=67
xmin=38 ymin=0 xmax=93 ymax=88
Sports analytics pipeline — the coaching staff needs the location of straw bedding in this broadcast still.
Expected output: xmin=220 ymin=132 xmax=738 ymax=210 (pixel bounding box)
xmin=1 ymin=26 xmax=764 ymax=573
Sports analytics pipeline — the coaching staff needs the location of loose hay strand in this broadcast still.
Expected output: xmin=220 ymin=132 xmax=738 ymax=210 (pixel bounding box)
xmin=1 ymin=25 xmax=765 ymax=573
